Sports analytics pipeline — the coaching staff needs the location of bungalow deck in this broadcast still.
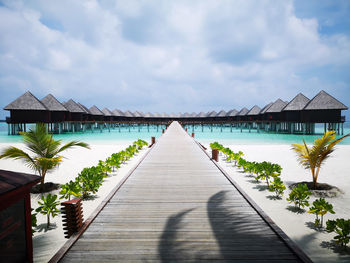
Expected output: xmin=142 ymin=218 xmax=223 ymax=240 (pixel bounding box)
xmin=53 ymin=121 xmax=311 ymax=262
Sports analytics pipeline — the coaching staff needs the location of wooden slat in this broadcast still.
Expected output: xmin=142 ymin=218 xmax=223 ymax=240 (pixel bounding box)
xmin=55 ymin=122 xmax=310 ymax=262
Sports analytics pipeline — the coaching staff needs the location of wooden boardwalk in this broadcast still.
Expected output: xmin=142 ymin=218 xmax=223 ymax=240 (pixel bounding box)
xmin=59 ymin=122 xmax=309 ymax=262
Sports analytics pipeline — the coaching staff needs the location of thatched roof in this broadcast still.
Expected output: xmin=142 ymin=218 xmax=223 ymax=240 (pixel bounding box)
xmin=266 ymin=99 xmax=288 ymax=113
xmin=78 ymin=103 xmax=91 ymax=114
xmin=260 ymin=102 xmax=273 ymax=114
xmin=4 ymin=91 xmax=47 ymax=111
xmin=208 ymin=111 xmax=217 ymax=117
xmin=89 ymin=105 xmax=104 ymax=116
xmin=226 ymin=109 xmax=238 ymax=117
xmin=304 ymin=90 xmax=348 ymax=110
xmin=102 ymin=108 xmax=113 ymax=116
xmin=138 ymin=111 xmax=145 ymax=117
xmin=143 ymin=112 xmax=153 ymax=117
xmin=113 ymin=109 xmax=124 ymax=117
xmin=41 ymin=94 xmax=67 ymax=111
xmin=190 ymin=112 xmax=197 ymax=117
xmin=216 ymin=110 xmax=227 ymax=117
xmin=133 ymin=111 xmax=143 ymax=117
xmin=247 ymin=105 xmax=261 ymax=115
xmin=237 ymin=107 xmax=249 ymax=116
xmin=182 ymin=112 xmax=190 ymax=117
xmin=283 ymin=93 xmax=310 ymax=111
xmin=197 ymin=112 xmax=207 ymax=117
xmin=63 ymin=100 xmax=85 ymax=113
xmin=124 ymin=111 xmax=134 ymax=117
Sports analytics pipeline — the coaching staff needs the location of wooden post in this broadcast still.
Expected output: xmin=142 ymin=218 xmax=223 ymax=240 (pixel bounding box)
xmin=192 ymin=132 xmax=195 ymax=138
xmin=151 ymin=137 xmax=156 ymax=145
xmin=212 ymin=149 xmax=219 ymax=162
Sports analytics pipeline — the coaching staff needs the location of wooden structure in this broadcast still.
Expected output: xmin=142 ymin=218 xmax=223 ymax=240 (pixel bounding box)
xmin=61 ymin=199 xmax=83 ymax=239
xmin=4 ymin=90 xmax=348 ymax=135
xmin=0 ymin=169 xmax=41 ymax=263
xmin=51 ymin=122 xmax=311 ymax=262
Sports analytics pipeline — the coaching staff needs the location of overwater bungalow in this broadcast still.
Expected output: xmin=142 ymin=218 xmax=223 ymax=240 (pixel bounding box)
xmin=102 ymin=108 xmax=113 ymax=122
xmin=4 ymin=91 xmax=49 ymax=134
xmin=4 ymin=90 xmax=348 ymax=135
xmin=237 ymin=107 xmax=249 ymax=122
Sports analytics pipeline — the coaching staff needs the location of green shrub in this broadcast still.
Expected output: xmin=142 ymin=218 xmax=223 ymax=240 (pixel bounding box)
xmin=59 ymin=180 xmax=82 ymax=200
xmin=268 ymin=177 xmax=286 ymax=197
xmin=31 ymin=208 xmax=37 ymax=235
xmin=77 ymin=168 xmax=104 ymax=198
xmin=35 ymin=194 xmax=60 ymax=227
xmin=326 ymin=218 xmax=350 ymax=247
xmin=256 ymin=162 xmax=282 ymax=187
xmin=308 ymin=198 xmax=335 ymax=228
xmin=286 ymin=184 xmax=312 ymax=209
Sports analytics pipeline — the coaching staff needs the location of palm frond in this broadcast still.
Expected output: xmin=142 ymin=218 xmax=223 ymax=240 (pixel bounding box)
xmin=56 ymin=141 xmax=90 ymax=154
xmin=0 ymin=146 xmax=37 ymax=171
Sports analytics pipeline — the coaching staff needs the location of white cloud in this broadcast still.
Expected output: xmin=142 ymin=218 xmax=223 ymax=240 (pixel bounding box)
xmin=0 ymin=0 xmax=349 ymax=117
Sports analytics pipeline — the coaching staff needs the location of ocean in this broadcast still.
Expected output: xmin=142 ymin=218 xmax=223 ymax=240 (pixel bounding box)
xmin=0 ymin=122 xmax=349 ymax=145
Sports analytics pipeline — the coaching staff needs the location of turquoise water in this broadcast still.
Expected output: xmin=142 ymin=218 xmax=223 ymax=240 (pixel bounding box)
xmin=0 ymin=122 xmax=349 ymax=145
xmin=184 ymin=123 xmax=350 ymax=145
xmin=0 ymin=123 xmax=164 ymax=144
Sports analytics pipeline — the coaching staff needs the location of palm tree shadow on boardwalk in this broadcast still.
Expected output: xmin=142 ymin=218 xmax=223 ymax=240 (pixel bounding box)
xmin=158 ymin=191 xmax=299 ymax=262
xmin=207 ymin=190 xmax=299 ymax=262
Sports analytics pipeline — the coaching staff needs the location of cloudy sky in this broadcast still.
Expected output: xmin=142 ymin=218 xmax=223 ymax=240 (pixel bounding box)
xmin=1 ymin=0 xmax=349 ymax=119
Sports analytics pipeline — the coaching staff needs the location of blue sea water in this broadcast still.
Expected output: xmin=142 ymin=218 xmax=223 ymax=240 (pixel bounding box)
xmin=0 ymin=123 xmax=164 ymax=144
xmin=0 ymin=122 xmax=349 ymax=145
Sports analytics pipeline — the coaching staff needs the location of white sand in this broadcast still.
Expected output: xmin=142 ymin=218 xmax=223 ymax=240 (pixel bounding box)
xmin=202 ymin=144 xmax=350 ymax=263
xmin=1 ymin=140 xmax=350 ymax=262
xmin=0 ymin=142 xmax=150 ymax=263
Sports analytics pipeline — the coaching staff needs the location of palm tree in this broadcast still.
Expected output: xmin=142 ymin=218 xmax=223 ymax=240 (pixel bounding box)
xmin=0 ymin=123 xmax=90 ymax=189
xmin=292 ymin=131 xmax=349 ymax=189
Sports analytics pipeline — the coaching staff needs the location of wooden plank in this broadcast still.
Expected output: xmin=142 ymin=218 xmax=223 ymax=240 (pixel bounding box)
xmin=53 ymin=122 xmax=310 ymax=262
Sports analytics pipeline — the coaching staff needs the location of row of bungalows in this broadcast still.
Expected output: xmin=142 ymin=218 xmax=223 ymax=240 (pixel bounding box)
xmin=3 ymin=90 xmax=348 ymax=135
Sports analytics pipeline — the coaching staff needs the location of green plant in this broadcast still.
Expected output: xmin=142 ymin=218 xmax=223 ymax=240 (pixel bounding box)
xmin=232 ymin=151 xmax=244 ymax=166
xmin=0 ymin=123 xmax=90 ymax=189
xmin=308 ymin=198 xmax=335 ymax=228
xmin=31 ymin=208 xmax=37 ymax=235
xmin=77 ymin=168 xmax=104 ymax=198
xmin=286 ymin=184 xmax=312 ymax=209
xmin=268 ymin=177 xmax=286 ymax=197
xmin=257 ymin=162 xmax=282 ymax=187
xmin=291 ymin=131 xmax=349 ymax=189
xmin=326 ymin=218 xmax=350 ymax=247
xmin=133 ymin=139 xmax=148 ymax=151
xmin=59 ymin=180 xmax=82 ymax=200
xmin=35 ymin=194 xmax=60 ymax=227
xmin=97 ymin=160 xmax=112 ymax=176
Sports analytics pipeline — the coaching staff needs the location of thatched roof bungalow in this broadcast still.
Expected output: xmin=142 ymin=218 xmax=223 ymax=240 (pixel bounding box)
xmin=264 ymin=99 xmax=287 ymax=121
xmin=62 ymin=100 xmax=86 ymax=121
xmin=302 ymin=90 xmax=348 ymax=123
xmin=282 ymin=93 xmax=310 ymax=122
xmin=237 ymin=107 xmax=249 ymax=121
xmin=4 ymin=91 xmax=49 ymax=123
xmin=89 ymin=105 xmax=104 ymax=122
xmin=41 ymin=94 xmax=68 ymax=123
xmin=246 ymin=105 xmax=261 ymax=121
xmin=102 ymin=108 xmax=113 ymax=122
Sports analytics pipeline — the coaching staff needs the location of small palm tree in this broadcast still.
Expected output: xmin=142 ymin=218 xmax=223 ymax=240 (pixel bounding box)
xmin=291 ymin=131 xmax=349 ymax=189
xmin=0 ymin=123 xmax=90 ymax=189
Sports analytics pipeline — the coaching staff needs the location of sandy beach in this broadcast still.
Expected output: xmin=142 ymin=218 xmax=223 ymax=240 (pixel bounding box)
xmin=1 ymin=140 xmax=350 ymax=262
xmin=202 ymin=143 xmax=350 ymax=263
xmin=0 ymin=141 xmax=150 ymax=263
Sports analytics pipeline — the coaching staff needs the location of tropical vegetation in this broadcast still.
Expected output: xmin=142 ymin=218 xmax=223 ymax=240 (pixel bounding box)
xmin=35 ymin=194 xmax=60 ymax=227
xmin=291 ymin=131 xmax=349 ymax=189
xmin=0 ymin=123 xmax=90 ymax=189
xmin=286 ymin=184 xmax=312 ymax=209
xmin=326 ymin=218 xmax=350 ymax=247
xmin=308 ymin=198 xmax=335 ymax=228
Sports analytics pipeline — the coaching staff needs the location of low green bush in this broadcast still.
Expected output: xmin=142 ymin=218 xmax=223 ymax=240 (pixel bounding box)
xmin=286 ymin=184 xmax=312 ymax=209
xmin=59 ymin=180 xmax=82 ymax=200
xmin=35 ymin=194 xmax=60 ymax=227
xmin=268 ymin=177 xmax=286 ymax=198
xmin=326 ymin=218 xmax=350 ymax=247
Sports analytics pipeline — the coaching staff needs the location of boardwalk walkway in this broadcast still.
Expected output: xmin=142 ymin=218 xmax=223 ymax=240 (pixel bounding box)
xmin=60 ymin=122 xmax=307 ymax=262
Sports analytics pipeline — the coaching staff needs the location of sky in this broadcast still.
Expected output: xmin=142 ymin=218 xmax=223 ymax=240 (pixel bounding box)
xmin=0 ymin=0 xmax=349 ymax=120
